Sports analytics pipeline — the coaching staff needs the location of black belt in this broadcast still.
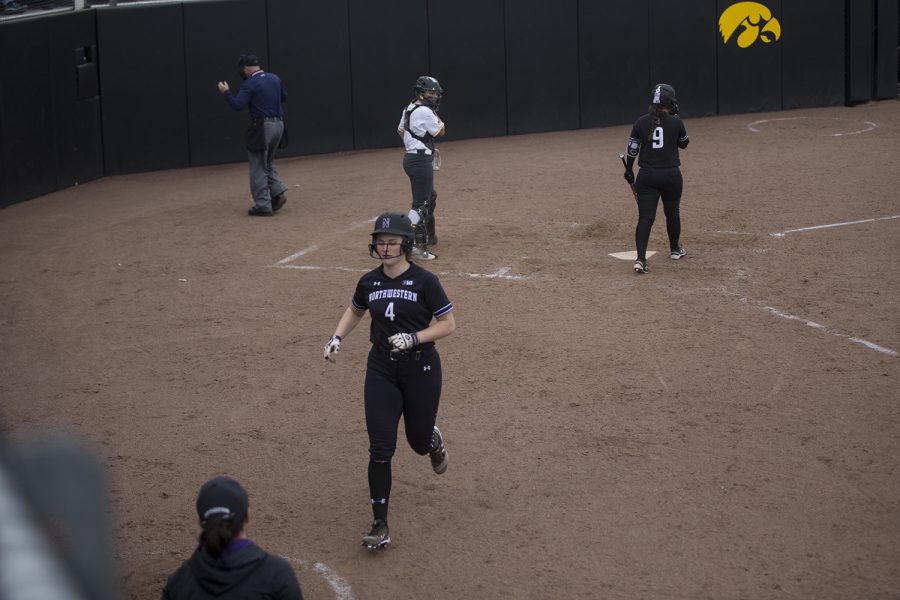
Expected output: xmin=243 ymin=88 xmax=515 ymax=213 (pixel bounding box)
xmin=376 ymin=347 xmax=423 ymax=362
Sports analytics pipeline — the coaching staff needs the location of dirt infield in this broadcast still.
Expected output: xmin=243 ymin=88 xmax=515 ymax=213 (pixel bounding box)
xmin=2 ymin=100 xmax=899 ymax=599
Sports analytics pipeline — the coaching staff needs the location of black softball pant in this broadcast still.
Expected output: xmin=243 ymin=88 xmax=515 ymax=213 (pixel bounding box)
xmin=402 ymin=152 xmax=437 ymax=212
xmin=364 ymin=344 xmax=443 ymax=462
xmin=634 ymin=167 xmax=683 ymax=261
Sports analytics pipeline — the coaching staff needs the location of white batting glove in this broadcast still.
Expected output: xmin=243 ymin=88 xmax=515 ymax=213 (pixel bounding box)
xmin=323 ymin=335 xmax=342 ymax=362
xmin=388 ymin=332 xmax=419 ymax=352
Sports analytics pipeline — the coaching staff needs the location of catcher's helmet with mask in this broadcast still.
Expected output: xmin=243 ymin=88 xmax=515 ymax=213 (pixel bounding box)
xmin=414 ymin=76 xmax=443 ymax=111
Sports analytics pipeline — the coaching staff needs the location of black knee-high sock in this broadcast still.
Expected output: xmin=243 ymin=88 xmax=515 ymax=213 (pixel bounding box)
xmin=368 ymin=458 xmax=391 ymax=522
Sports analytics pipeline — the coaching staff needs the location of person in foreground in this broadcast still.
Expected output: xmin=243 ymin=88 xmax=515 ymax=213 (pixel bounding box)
xmin=323 ymin=211 xmax=455 ymax=550
xmin=161 ymin=475 xmax=303 ymax=599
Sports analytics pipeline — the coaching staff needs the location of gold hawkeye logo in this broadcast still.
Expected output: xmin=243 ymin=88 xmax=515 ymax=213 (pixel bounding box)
xmin=719 ymin=2 xmax=781 ymax=48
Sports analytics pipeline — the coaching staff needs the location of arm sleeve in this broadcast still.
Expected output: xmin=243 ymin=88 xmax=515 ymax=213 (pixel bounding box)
xmin=677 ymin=119 xmax=689 ymax=149
xmin=224 ymin=80 xmax=254 ymax=111
xmin=626 ymin=121 xmax=641 ymax=158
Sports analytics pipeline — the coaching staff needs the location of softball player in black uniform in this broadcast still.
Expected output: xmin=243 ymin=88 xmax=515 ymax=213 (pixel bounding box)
xmin=322 ymin=212 xmax=455 ymax=550
xmin=398 ymin=76 xmax=446 ymax=261
xmin=623 ymin=83 xmax=690 ymax=274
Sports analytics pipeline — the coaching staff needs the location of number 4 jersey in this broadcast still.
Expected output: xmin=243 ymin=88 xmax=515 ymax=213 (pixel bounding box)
xmin=352 ymin=262 xmax=453 ymax=352
xmin=627 ymin=113 xmax=689 ymax=169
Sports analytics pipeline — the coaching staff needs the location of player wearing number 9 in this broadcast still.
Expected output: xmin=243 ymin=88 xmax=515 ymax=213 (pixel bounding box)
xmin=322 ymin=211 xmax=455 ymax=550
xmin=623 ymin=83 xmax=690 ymax=274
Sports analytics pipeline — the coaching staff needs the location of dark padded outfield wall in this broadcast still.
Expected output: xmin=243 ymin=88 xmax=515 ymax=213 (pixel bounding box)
xmin=716 ymin=0 xmax=783 ymax=114
xmin=782 ymin=0 xmax=844 ymax=109
xmin=580 ymin=0 xmax=650 ymax=129
xmin=268 ymin=0 xmax=353 ymax=156
xmin=96 ymin=4 xmax=190 ymax=175
xmin=875 ymin=0 xmax=898 ymax=99
xmin=1 ymin=17 xmax=56 ymax=207
xmin=648 ymin=0 xmax=718 ymax=119
xmin=348 ymin=0 xmax=428 ymax=150
xmin=184 ymin=0 xmax=268 ymax=166
xmin=49 ymin=10 xmax=104 ymax=191
xmin=428 ymin=0 xmax=507 ymax=141
xmin=846 ymin=0 xmax=875 ymax=104
xmin=506 ymin=0 xmax=579 ymax=135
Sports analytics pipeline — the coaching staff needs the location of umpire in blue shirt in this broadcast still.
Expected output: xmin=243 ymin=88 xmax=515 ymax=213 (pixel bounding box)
xmin=217 ymin=54 xmax=289 ymax=217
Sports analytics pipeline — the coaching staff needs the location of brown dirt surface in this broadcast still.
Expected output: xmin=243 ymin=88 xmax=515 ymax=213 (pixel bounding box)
xmin=2 ymin=100 xmax=899 ymax=599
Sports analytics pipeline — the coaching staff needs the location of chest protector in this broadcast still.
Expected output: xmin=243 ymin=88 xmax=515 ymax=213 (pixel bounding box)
xmin=403 ymin=105 xmax=435 ymax=151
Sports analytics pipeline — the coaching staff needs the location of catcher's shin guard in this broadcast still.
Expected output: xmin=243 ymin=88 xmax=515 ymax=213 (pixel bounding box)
xmin=414 ymin=221 xmax=428 ymax=248
xmin=426 ymin=216 xmax=437 ymax=246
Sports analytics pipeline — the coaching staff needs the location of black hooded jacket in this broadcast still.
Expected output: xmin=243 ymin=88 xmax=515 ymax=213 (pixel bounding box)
xmin=161 ymin=542 xmax=302 ymax=600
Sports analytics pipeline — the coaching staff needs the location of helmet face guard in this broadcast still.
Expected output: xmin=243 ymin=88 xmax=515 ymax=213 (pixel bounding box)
xmin=414 ymin=75 xmax=443 ymax=111
xmin=369 ymin=212 xmax=414 ymax=259
xmin=651 ymin=83 xmax=679 ymax=115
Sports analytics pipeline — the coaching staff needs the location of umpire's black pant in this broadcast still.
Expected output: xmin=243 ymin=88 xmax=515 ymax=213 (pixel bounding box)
xmin=634 ymin=166 xmax=683 ymax=261
xmin=364 ymin=344 xmax=442 ymax=462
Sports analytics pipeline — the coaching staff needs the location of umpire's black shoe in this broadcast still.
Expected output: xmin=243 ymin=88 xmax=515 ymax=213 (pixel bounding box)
xmin=362 ymin=519 xmax=390 ymax=550
xmin=248 ymin=206 xmax=274 ymax=217
xmin=271 ymin=193 xmax=287 ymax=212
xmin=429 ymin=426 xmax=448 ymax=475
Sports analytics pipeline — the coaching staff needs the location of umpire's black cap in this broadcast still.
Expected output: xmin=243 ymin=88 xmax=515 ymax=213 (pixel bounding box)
xmin=237 ymin=53 xmax=260 ymax=68
xmin=196 ymin=475 xmax=249 ymax=525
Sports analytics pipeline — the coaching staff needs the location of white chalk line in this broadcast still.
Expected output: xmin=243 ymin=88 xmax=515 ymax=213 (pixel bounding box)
xmin=272 ymin=263 xmax=528 ymax=280
xmin=743 ymin=299 xmax=897 ymax=357
xmin=769 ymin=214 xmax=900 ymax=237
xmin=313 ymin=562 xmax=356 ymax=600
xmin=748 ymin=116 xmax=878 ymax=136
xmin=283 ymin=556 xmax=355 ymax=600
xmin=276 ymin=245 xmax=319 ymax=265
xmin=463 ymin=266 xmax=528 ymax=280
xmin=272 ymin=216 xmax=527 ymax=279
xmin=274 ymin=216 xmax=588 ymax=268
xmin=272 ymin=264 xmax=369 ymax=274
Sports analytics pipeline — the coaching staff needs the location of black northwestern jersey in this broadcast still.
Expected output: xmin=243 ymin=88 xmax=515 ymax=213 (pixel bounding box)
xmin=627 ymin=113 xmax=689 ymax=168
xmin=352 ymin=263 xmax=453 ymax=352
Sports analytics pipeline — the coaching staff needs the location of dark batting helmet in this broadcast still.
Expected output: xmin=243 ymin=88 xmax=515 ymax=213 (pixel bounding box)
xmin=414 ymin=75 xmax=443 ymax=110
xmin=370 ymin=212 xmax=414 ymax=257
xmin=650 ymin=83 xmax=679 ymax=115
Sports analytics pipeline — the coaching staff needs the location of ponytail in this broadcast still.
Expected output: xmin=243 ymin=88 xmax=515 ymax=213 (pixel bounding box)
xmin=648 ymin=104 xmax=666 ymax=126
xmin=198 ymin=516 xmax=243 ymax=558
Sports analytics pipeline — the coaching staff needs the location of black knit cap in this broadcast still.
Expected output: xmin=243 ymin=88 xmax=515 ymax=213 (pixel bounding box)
xmin=196 ymin=476 xmax=249 ymax=526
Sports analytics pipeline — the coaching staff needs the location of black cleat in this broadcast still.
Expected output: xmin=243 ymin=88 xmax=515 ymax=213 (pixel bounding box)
xmin=362 ymin=519 xmax=390 ymax=550
xmin=429 ymin=426 xmax=448 ymax=475
xmin=633 ymin=259 xmax=649 ymax=274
